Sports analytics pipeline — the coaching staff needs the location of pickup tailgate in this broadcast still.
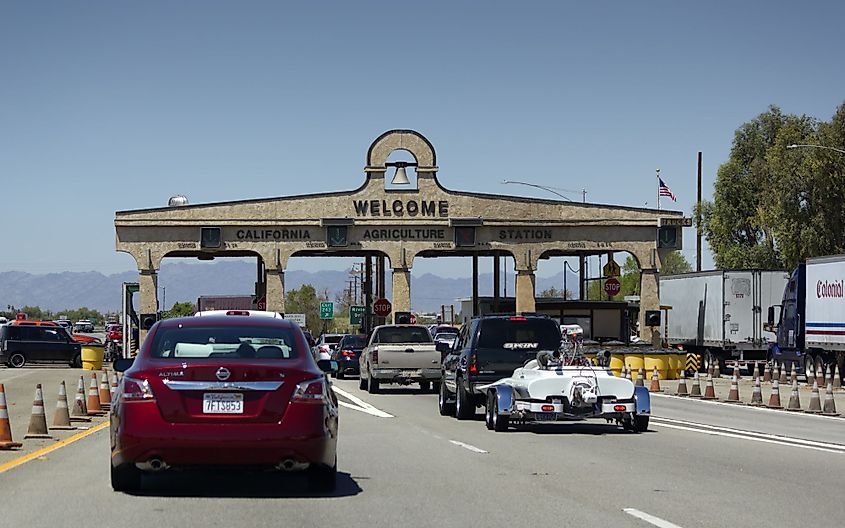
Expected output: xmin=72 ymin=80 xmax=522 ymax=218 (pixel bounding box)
xmin=375 ymin=343 xmax=439 ymax=369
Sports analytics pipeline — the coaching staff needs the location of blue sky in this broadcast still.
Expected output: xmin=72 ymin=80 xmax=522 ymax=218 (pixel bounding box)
xmin=2 ymin=1 xmax=844 ymax=279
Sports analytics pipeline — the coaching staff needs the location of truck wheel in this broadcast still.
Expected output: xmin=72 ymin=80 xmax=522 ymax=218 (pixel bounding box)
xmin=7 ymin=353 xmax=25 ymax=368
xmin=704 ymin=350 xmax=715 ymax=373
xmin=358 ymin=370 xmax=368 ymax=391
xmin=455 ymin=380 xmax=474 ymax=420
xmin=438 ymin=381 xmax=455 ymax=416
xmin=814 ymin=356 xmax=826 ymax=382
xmin=803 ymin=354 xmax=815 ymax=382
xmin=420 ymin=381 xmax=431 ymax=393
xmin=634 ymin=414 xmax=649 ymax=432
xmin=368 ymin=377 xmax=380 ymax=394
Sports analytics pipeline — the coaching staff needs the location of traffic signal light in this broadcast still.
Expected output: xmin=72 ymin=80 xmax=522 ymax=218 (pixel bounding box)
xmin=657 ymin=226 xmax=679 ymax=249
xmin=645 ymin=310 xmax=661 ymax=327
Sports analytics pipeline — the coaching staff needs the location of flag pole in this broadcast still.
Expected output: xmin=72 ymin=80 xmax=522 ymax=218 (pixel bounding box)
xmin=656 ymin=168 xmax=661 ymax=211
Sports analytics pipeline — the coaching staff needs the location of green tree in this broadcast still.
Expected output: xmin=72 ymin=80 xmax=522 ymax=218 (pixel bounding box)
xmin=163 ymin=301 xmax=196 ymax=319
xmin=539 ymin=287 xmax=573 ymax=299
xmin=285 ymin=284 xmax=323 ymax=333
xmin=587 ymin=252 xmax=691 ymax=300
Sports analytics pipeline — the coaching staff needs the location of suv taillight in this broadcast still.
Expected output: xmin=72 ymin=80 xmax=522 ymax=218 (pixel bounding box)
xmin=122 ymin=376 xmax=155 ymax=401
xmin=291 ymin=378 xmax=326 ymax=404
xmin=468 ymin=353 xmax=478 ymax=374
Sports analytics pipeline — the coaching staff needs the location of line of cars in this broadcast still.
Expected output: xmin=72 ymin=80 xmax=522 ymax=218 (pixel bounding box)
xmin=0 ymin=317 xmax=106 ymax=368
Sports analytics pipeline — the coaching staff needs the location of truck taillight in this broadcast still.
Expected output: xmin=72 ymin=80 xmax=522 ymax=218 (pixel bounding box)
xmin=468 ymin=353 xmax=478 ymax=374
xmin=291 ymin=378 xmax=326 ymax=404
xmin=372 ymin=347 xmax=378 ymax=363
xmin=122 ymin=376 xmax=155 ymax=402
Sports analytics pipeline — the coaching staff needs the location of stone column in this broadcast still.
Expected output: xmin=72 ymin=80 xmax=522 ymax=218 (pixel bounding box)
xmin=391 ymin=268 xmax=411 ymax=322
xmin=266 ymin=269 xmax=285 ymax=314
xmin=515 ymin=270 xmax=536 ymax=313
xmin=137 ymin=270 xmax=159 ymax=349
xmin=639 ymin=268 xmax=660 ymax=345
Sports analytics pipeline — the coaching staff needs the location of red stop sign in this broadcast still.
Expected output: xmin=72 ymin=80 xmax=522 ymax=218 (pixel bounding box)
xmin=604 ymin=277 xmax=621 ymax=296
xmin=373 ymin=298 xmax=392 ymax=317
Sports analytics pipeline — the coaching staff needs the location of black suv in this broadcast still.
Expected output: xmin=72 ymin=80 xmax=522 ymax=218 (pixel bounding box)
xmin=438 ymin=314 xmax=562 ymax=419
xmin=0 ymin=325 xmax=83 ymax=368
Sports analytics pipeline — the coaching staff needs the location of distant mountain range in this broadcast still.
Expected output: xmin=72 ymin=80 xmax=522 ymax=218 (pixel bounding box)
xmin=0 ymin=260 xmax=579 ymax=314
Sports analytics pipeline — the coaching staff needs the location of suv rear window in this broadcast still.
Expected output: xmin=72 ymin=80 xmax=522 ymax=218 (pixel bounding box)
xmin=375 ymin=327 xmax=432 ymax=344
xmin=148 ymin=326 xmax=301 ymax=360
xmin=477 ymin=319 xmax=561 ymax=350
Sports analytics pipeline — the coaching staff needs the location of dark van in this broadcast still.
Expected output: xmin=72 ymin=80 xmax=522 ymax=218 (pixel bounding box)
xmin=0 ymin=325 xmax=82 ymax=368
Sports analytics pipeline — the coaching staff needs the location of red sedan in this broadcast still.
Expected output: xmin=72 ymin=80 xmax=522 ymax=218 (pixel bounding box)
xmin=109 ymin=313 xmax=339 ymax=492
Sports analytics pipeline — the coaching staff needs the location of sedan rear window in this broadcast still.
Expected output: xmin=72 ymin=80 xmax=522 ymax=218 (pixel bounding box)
xmin=340 ymin=335 xmax=367 ymax=348
xmin=148 ymin=326 xmax=300 ymax=360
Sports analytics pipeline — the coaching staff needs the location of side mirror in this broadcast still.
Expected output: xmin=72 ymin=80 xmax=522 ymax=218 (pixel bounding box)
xmin=435 ymin=341 xmax=451 ymax=353
xmin=113 ymin=357 xmax=135 ymax=372
xmin=317 ymin=359 xmax=339 ymax=373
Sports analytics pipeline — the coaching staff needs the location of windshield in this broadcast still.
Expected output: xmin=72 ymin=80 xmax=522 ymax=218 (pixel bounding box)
xmin=148 ymin=325 xmax=301 ymax=360
xmin=340 ymin=335 xmax=367 ymax=348
xmin=477 ymin=319 xmax=561 ymax=350
xmin=375 ymin=327 xmax=432 ymax=344
xmin=323 ymin=335 xmax=344 ymax=344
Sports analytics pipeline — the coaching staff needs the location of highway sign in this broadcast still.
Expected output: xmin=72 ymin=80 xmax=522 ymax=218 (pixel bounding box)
xmin=604 ymin=277 xmax=621 ymax=297
xmin=373 ymin=298 xmax=392 ymax=317
xmin=286 ymin=313 xmax=306 ymax=327
xmin=319 ymin=302 xmax=334 ymax=320
xmin=602 ymin=259 xmax=621 ymax=277
xmin=349 ymin=305 xmax=365 ymax=325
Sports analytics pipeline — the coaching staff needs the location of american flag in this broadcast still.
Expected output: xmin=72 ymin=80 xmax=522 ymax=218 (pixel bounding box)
xmin=658 ymin=177 xmax=676 ymax=202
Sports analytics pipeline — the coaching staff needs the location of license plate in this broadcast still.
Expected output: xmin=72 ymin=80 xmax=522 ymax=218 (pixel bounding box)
xmin=203 ymin=393 xmax=244 ymax=414
xmin=533 ymin=412 xmax=557 ymax=421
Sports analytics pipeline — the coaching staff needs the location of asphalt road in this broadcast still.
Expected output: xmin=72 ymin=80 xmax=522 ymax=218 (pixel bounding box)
xmin=2 ymin=373 xmax=844 ymax=528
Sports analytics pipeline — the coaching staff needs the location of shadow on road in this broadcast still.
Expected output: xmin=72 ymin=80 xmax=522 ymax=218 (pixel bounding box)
xmin=124 ymin=470 xmax=363 ymax=499
xmin=513 ymin=422 xmax=655 ymax=435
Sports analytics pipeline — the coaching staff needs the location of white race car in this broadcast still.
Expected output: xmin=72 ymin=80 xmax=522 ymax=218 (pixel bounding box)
xmin=478 ymin=351 xmax=650 ymax=432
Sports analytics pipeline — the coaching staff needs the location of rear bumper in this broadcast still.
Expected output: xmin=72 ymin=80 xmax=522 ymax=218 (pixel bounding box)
xmin=110 ymin=401 xmax=337 ymax=469
xmin=371 ymin=368 xmax=441 ymax=381
xmin=337 ymin=358 xmax=360 ymax=374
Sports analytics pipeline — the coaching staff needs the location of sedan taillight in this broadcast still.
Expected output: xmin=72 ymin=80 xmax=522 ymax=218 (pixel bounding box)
xmin=341 ymin=349 xmax=356 ymax=357
xmin=291 ymin=378 xmax=326 ymax=404
xmin=122 ymin=376 xmax=155 ymax=402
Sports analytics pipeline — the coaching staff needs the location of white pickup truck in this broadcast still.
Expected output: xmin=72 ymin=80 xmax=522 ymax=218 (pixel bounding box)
xmin=358 ymin=325 xmax=441 ymax=394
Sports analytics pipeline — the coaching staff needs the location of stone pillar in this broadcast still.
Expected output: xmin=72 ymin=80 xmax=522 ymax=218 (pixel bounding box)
xmin=138 ymin=270 xmax=159 ymax=348
xmin=391 ymin=268 xmax=411 ymax=322
xmin=639 ymin=268 xmax=660 ymax=345
xmin=266 ymin=269 xmax=285 ymax=314
xmin=515 ymin=270 xmax=536 ymax=313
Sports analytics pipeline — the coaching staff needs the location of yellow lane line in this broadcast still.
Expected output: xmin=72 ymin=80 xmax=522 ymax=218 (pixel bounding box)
xmin=0 ymin=421 xmax=109 ymax=475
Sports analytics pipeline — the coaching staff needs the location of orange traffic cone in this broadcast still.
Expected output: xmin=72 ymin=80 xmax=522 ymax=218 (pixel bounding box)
xmin=725 ymin=372 xmax=741 ymax=403
xmin=734 ymin=364 xmax=742 ymax=380
xmin=50 ymin=381 xmax=75 ymax=430
xmin=816 ymin=365 xmax=825 ymax=388
xmin=750 ymin=376 xmax=763 ymax=406
xmin=702 ymin=374 xmax=716 ymax=400
xmin=649 ymin=367 xmax=661 ymax=393
xmin=689 ymin=372 xmax=702 ymax=398
xmin=752 ymin=363 xmax=760 ymax=380
xmin=789 ymin=363 xmax=797 ymax=385
xmin=787 ymin=379 xmax=802 ymax=411
xmin=822 ymin=383 xmax=838 ymax=416
xmin=763 ymin=363 xmax=772 ymax=383
xmin=778 ymin=364 xmax=787 ymax=384
xmin=676 ymin=369 xmax=688 ymax=396
xmin=71 ymin=376 xmax=90 ymax=422
xmin=713 ymin=362 xmax=721 ymax=379
xmin=87 ymin=373 xmax=103 ymax=416
xmin=625 ymin=367 xmax=633 ymax=382
xmin=767 ymin=379 xmax=782 ymax=409
xmin=110 ymin=372 xmax=119 ymax=401
xmin=24 ymin=384 xmax=52 ymax=439
xmin=99 ymin=370 xmax=111 ymax=409
xmin=0 ymin=384 xmax=22 ymax=450
xmin=806 ymin=381 xmax=822 ymax=414
xmin=834 ymin=364 xmax=842 ymax=390
xmin=619 ymin=366 xmax=627 ymax=379
xmin=635 ymin=368 xmax=645 ymax=387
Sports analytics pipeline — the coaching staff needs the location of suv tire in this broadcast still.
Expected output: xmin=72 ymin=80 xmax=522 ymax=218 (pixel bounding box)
xmin=455 ymin=379 xmax=474 ymax=420
xmin=7 ymin=352 xmax=26 ymax=368
xmin=438 ymin=380 xmax=455 ymax=416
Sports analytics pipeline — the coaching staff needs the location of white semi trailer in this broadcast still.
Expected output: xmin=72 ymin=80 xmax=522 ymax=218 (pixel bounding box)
xmin=660 ymin=270 xmax=790 ymax=372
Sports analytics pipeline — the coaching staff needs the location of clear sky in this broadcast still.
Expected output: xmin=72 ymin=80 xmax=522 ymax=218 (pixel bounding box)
xmin=2 ymin=1 xmax=844 ymax=278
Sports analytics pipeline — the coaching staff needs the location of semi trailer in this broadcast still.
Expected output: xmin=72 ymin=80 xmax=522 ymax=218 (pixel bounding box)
xmin=660 ymin=270 xmax=789 ymax=372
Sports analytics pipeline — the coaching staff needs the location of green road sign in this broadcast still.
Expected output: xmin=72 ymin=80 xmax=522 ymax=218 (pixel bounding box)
xmin=657 ymin=226 xmax=679 ymax=249
xmin=319 ymin=302 xmax=334 ymax=320
xmin=327 ymin=226 xmax=348 ymax=247
xmin=349 ymin=305 xmax=365 ymax=325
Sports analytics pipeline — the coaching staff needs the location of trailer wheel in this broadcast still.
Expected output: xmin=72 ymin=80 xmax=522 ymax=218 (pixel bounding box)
xmin=704 ymin=350 xmax=724 ymax=374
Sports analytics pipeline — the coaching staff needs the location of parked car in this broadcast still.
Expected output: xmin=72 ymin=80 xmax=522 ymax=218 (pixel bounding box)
xmin=0 ymin=324 xmax=83 ymax=368
xmin=439 ymin=314 xmax=562 ymax=420
xmin=109 ymin=313 xmax=339 ymax=492
xmin=330 ymin=334 xmax=367 ymax=379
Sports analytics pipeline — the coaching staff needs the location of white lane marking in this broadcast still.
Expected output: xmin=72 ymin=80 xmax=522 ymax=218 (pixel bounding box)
xmin=332 ymin=386 xmax=394 ymax=418
xmin=651 ymin=422 xmax=844 ymax=454
xmin=651 ymin=392 xmax=845 ymax=422
xmin=652 ymin=416 xmax=845 ymax=451
xmin=623 ymin=508 xmax=683 ymax=528
xmin=449 ymin=440 xmax=488 ymax=454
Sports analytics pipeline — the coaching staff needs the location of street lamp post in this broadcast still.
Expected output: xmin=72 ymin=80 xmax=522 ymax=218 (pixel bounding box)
xmin=787 ymin=144 xmax=845 ymax=155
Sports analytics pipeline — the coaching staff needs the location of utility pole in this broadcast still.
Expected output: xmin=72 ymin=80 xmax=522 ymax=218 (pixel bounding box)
xmin=696 ymin=151 xmax=702 ymax=272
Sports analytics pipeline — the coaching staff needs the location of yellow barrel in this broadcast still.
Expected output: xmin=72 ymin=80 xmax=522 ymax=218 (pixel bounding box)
xmin=644 ymin=351 xmax=670 ymax=380
xmin=667 ymin=353 xmax=684 ymax=380
xmin=81 ymin=343 xmax=104 ymax=371
xmin=624 ymin=352 xmax=645 ymax=380
xmin=609 ymin=353 xmax=626 ymax=377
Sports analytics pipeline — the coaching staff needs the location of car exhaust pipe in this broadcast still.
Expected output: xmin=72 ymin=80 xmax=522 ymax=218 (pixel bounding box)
xmin=136 ymin=457 xmax=169 ymax=472
xmin=276 ymin=458 xmax=309 ymax=472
